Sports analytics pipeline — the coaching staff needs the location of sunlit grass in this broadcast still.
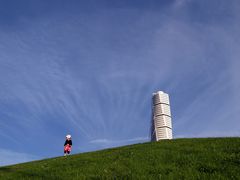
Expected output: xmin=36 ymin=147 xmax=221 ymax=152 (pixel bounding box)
xmin=0 ymin=138 xmax=239 ymax=179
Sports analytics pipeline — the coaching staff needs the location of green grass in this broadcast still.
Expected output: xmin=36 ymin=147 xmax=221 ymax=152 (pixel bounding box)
xmin=0 ymin=138 xmax=239 ymax=179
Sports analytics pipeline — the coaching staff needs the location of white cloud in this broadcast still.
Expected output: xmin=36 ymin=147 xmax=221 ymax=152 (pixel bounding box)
xmin=0 ymin=149 xmax=39 ymax=167
xmin=89 ymin=137 xmax=149 ymax=146
xmin=173 ymin=0 xmax=191 ymax=8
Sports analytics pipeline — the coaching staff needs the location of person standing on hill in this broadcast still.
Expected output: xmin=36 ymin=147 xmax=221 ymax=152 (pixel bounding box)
xmin=64 ymin=134 xmax=72 ymax=156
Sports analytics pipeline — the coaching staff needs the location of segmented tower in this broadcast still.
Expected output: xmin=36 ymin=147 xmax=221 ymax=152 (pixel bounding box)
xmin=151 ymin=91 xmax=173 ymax=141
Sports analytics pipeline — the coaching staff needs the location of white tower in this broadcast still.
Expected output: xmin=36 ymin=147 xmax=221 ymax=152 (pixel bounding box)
xmin=151 ymin=91 xmax=173 ymax=141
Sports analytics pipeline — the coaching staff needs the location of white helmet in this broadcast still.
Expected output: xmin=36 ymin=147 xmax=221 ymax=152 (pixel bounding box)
xmin=66 ymin=134 xmax=71 ymax=139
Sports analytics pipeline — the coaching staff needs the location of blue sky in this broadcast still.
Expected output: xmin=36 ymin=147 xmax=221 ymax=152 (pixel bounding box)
xmin=0 ymin=0 xmax=240 ymax=166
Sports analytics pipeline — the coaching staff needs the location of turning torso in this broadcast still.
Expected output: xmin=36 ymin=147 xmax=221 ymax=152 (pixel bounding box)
xmin=151 ymin=91 xmax=173 ymax=141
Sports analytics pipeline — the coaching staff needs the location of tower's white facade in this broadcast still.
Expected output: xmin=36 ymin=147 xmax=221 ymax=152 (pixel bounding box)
xmin=151 ymin=91 xmax=173 ymax=141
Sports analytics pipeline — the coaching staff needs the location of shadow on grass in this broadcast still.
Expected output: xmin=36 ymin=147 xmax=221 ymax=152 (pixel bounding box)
xmin=0 ymin=167 xmax=13 ymax=172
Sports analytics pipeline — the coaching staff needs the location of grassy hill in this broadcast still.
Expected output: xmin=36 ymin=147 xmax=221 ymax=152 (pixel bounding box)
xmin=0 ymin=138 xmax=239 ymax=179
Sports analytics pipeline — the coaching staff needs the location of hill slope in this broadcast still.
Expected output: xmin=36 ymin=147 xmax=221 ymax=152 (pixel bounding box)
xmin=0 ymin=138 xmax=239 ymax=179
